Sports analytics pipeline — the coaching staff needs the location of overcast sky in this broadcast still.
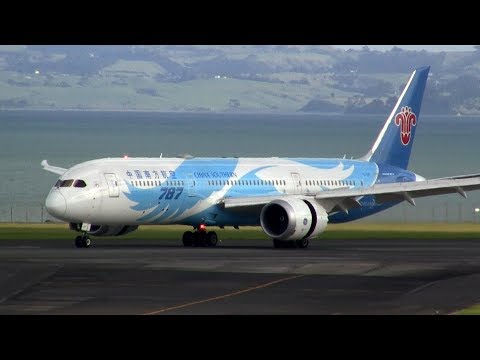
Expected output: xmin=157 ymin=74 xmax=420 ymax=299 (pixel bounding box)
xmin=333 ymin=45 xmax=476 ymax=52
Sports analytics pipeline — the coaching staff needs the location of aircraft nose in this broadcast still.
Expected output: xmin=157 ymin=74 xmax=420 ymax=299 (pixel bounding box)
xmin=45 ymin=191 xmax=67 ymax=218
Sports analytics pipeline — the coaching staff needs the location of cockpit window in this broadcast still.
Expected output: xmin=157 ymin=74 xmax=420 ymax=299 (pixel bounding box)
xmin=55 ymin=179 xmax=87 ymax=188
xmin=73 ymin=179 xmax=87 ymax=188
xmin=62 ymin=179 xmax=74 ymax=187
xmin=55 ymin=179 xmax=74 ymax=187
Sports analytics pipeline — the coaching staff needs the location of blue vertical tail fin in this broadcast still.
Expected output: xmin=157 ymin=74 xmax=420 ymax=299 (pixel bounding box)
xmin=361 ymin=66 xmax=430 ymax=169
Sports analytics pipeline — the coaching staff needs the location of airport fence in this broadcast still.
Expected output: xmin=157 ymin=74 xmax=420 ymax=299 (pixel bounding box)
xmin=3 ymin=202 xmax=480 ymax=224
xmin=0 ymin=204 xmax=56 ymax=224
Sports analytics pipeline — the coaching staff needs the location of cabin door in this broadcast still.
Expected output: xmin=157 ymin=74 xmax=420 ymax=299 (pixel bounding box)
xmin=104 ymin=173 xmax=120 ymax=197
xmin=291 ymin=172 xmax=303 ymax=194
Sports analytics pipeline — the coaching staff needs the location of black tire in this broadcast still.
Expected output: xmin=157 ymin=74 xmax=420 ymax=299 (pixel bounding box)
xmin=273 ymin=239 xmax=284 ymax=248
xmin=295 ymin=238 xmax=309 ymax=249
xmin=82 ymin=237 xmax=91 ymax=248
xmin=75 ymin=236 xmax=83 ymax=248
xmin=193 ymin=232 xmax=206 ymax=247
xmin=182 ymin=231 xmax=193 ymax=246
xmin=206 ymin=231 xmax=218 ymax=247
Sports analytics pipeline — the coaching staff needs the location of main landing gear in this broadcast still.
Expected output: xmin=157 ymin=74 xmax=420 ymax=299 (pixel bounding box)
xmin=74 ymin=234 xmax=91 ymax=248
xmin=182 ymin=224 xmax=218 ymax=247
xmin=273 ymin=238 xmax=309 ymax=249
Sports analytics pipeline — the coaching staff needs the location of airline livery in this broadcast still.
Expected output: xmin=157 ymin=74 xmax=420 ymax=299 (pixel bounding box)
xmin=42 ymin=66 xmax=480 ymax=248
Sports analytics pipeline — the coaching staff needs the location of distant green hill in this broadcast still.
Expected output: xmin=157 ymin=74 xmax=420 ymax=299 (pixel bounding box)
xmin=0 ymin=45 xmax=479 ymax=114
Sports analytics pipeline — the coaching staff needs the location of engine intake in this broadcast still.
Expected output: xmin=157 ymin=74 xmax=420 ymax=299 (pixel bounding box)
xmin=260 ymin=198 xmax=328 ymax=241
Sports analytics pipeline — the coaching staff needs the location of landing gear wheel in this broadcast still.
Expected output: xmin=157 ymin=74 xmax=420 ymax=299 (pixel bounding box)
xmin=182 ymin=231 xmax=193 ymax=246
xmin=75 ymin=236 xmax=83 ymax=248
xmin=82 ymin=237 xmax=91 ymax=248
xmin=273 ymin=239 xmax=285 ymax=248
xmin=295 ymin=238 xmax=309 ymax=249
xmin=273 ymin=239 xmax=308 ymax=249
xmin=193 ymin=231 xmax=206 ymax=247
xmin=206 ymin=231 xmax=218 ymax=247
xmin=75 ymin=235 xmax=91 ymax=248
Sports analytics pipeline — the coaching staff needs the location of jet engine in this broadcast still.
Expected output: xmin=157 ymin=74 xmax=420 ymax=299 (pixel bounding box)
xmin=260 ymin=198 xmax=328 ymax=241
xmin=69 ymin=223 xmax=138 ymax=237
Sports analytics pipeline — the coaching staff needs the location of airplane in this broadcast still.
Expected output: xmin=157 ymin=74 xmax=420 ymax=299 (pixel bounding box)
xmin=42 ymin=66 xmax=480 ymax=249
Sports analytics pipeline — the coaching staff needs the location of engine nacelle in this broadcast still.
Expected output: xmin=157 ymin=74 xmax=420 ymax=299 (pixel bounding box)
xmin=69 ymin=223 xmax=138 ymax=237
xmin=260 ymin=198 xmax=328 ymax=241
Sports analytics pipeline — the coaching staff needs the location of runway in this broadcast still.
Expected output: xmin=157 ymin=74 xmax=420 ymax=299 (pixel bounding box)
xmin=1 ymin=237 xmax=480 ymax=314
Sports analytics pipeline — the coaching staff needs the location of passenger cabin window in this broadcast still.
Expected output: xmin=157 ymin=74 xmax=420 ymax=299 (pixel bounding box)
xmin=73 ymin=180 xmax=87 ymax=188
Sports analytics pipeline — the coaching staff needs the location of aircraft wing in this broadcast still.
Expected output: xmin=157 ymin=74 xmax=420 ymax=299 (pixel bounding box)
xmin=220 ymin=175 xmax=480 ymax=214
xmin=434 ymin=173 xmax=480 ymax=180
xmin=313 ymin=176 xmax=480 ymax=204
xmin=41 ymin=160 xmax=67 ymax=175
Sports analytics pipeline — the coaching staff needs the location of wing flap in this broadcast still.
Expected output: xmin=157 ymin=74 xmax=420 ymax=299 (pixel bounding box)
xmin=375 ymin=185 xmax=480 ymax=204
xmin=435 ymin=173 xmax=480 ymax=180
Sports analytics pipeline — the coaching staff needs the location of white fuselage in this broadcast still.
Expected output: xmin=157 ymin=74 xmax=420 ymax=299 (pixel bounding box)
xmin=45 ymin=156 xmax=382 ymax=227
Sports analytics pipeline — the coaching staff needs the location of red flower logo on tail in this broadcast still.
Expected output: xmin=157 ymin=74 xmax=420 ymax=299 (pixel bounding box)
xmin=395 ymin=106 xmax=417 ymax=145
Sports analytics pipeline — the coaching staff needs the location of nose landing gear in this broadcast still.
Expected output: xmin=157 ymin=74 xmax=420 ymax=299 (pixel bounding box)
xmin=71 ymin=223 xmax=92 ymax=248
xmin=182 ymin=224 xmax=218 ymax=247
xmin=74 ymin=234 xmax=91 ymax=248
